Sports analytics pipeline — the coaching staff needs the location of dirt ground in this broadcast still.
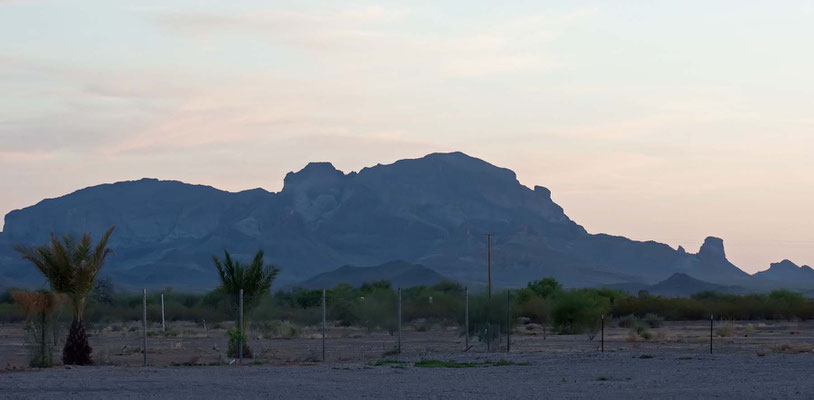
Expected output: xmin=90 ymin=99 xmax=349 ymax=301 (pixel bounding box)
xmin=1 ymin=320 xmax=813 ymax=398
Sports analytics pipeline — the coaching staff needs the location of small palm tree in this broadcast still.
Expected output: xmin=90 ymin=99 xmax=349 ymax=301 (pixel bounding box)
xmin=213 ymin=250 xmax=279 ymax=357
xmin=15 ymin=226 xmax=115 ymax=365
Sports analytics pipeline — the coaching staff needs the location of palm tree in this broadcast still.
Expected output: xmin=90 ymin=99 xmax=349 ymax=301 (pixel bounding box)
xmin=213 ymin=250 xmax=279 ymax=357
xmin=15 ymin=226 xmax=115 ymax=365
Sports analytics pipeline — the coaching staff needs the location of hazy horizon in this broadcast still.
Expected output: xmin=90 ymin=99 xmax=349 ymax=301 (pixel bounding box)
xmin=2 ymin=1 xmax=813 ymax=273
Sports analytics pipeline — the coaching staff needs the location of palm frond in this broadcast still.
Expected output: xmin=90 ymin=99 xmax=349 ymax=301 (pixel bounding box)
xmin=14 ymin=226 xmax=116 ymax=321
xmin=213 ymin=249 xmax=280 ymax=320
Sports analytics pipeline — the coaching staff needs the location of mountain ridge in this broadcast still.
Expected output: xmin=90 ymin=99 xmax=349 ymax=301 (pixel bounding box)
xmin=0 ymin=152 xmax=806 ymax=292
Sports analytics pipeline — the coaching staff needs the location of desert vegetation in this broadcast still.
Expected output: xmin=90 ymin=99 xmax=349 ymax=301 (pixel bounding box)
xmin=212 ymin=250 xmax=280 ymax=358
xmin=12 ymin=227 xmax=115 ymax=365
xmin=2 ymin=277 xmax=813 ymax=341
xmin=10 ymin=290 xmax=64 ymax=367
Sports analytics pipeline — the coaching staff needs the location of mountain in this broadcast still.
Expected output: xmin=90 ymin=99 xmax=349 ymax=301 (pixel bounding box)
xmin=609 ymin=273 xmax=750 ymax=297
xmin=295 ymin=261 xmax=449 ymax=290
xmin=0 ymin=151 xmax=780 ymax=292
xmin=753 ymin=260 xmax=814 ymax=288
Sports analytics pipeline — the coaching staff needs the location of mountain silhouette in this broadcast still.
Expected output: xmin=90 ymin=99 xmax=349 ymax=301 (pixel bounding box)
xmin=0 ymin=152 xmax=794 ymax=292
xmin=753 ymin=260 xmax=814 ymax=286
xmin=608 ymin=273 xmax=750 ymax=297
xmin=295 ymin=261 xmax=449 ymax=290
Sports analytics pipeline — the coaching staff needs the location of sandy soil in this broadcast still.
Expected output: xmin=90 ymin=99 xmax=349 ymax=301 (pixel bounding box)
xmin=2 ymin=352 xmax=813 ymax=399
xmin=1 ymin=320 xmax=813 ymax=398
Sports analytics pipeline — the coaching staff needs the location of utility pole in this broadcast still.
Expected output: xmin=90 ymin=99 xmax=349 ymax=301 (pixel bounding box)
xmin=486 ymin=233 xmax=495 ymax=299
xmin=239 ymin=289 xmax=244 ymax=364
xmin=142 ymin=289 xmax=147 ymax=367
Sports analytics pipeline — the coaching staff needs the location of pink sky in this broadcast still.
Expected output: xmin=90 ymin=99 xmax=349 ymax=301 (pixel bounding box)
xmin=1 ymin=1 xmax=813 ymax=273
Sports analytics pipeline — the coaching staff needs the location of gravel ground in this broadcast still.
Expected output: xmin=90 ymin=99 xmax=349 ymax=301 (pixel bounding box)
xmin=2 ymin=351 xmax=813 ymax=399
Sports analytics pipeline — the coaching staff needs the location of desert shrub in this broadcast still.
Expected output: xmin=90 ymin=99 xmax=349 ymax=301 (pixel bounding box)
xmin=12 ymin=290 xmax=64 ymax=367
xmin=618 ymin=314 xmax=637 ymax=328
xmin=552 ymin=290 xmax=609 ymax=335
xmin=626 ymin=321 xmax=652 ymax=341
xmin=527 ymin=277 xmax=562 ymax=298
xmin=226 ymin=328 xmax=252 ymax=358
xmin=515 ymin=295 xmax=550 ymax=325
xmin=356 ymin=289 xmax=397 ymax=333
xmin=643 ymin=313 xmax=664 ymax=328
xmin=256 ymin=320 xmax=299 ymax=338
xmin=90 ymin=277 xmax=115 ymax=305
xmin=716 ymin=320 xmax=735 ymax=337
xmin=745 ymin=323 xmax=755 ymax=336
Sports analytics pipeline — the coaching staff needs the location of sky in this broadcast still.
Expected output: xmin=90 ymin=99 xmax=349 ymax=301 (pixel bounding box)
xmin=1 ymin=0 xmax=812 ymax=273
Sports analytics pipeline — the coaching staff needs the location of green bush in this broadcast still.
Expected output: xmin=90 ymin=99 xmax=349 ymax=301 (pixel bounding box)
xmin=552 ymin=290 xmax=609 ymax=335
xmin=226 ymin=328 xmax=252 ymax=358
xmin=527 ymin=277 xmax=562 ymax=298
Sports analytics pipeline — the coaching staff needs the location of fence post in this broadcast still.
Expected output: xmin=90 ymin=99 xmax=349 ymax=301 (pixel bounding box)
xmin=506 ymin=290 xmax=511 ymax=353
xmin=239 ymin=289 xmax=244 ymax=364
xmin=322 ymin=289 xmax=326 ymax=362
xmin=161 ymin=293 xmax=165 ymax=333
xmin=464 ymin=287 xmax=469 ymax=351
xmin=601 ymin=314 xmax=604 ymax=353
xmin=142 ymin=288 xmax=147 ymax=367
xmin=709 ymin=314 xmax=713 ymax=354
xmin=397 ymin=287 xmax=402 ymax=354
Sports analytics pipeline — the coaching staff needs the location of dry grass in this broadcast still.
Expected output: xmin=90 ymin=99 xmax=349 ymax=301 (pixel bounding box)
xmin=771 ymin=343 xmax=814 ymax=354
xmin=716 ymin=321 xmax=736 ymax=337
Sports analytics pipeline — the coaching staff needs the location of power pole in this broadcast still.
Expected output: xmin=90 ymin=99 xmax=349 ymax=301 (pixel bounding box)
xmin=486 ymin=233 xmax=495 ymax=299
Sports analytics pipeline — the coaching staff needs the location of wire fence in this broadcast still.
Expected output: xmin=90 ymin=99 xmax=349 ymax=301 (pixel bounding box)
xmin=3 ymin=287 xmax=814 ymax=368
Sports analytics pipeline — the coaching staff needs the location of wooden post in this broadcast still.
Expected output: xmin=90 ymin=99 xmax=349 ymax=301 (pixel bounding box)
xmin=142 ymin=289 xmax=147 ymax=367
xmin=397 ymin=288 xmax=402 ymax=354
xmin=322 ymin=289 xmax=326 ymax=362
xmin=601 ymin=314 xmax=604 ymax=353
xmin=710 ymin=314 xmax=713 ymax=354
xmin=464 ymin=287 xmax=469 ymax=351
xmin=203 ymin=320 xmax=208 ymax=338
xmin=506 ymin=290 xmax=511 ymax=353
xmin=239 ymin=289 xmax=244 ymax=364
xmin=487 ymin=234 xmax=494 ymax=299
xmin=161 ymin=294 xmax=165 ymax=333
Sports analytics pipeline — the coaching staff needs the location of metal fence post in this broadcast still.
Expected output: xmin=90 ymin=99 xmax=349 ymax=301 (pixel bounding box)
xmin=601 ymin=314 xmax=604 ymax=353
xmin=322 ymin=289 xmax=326 ymax=362
xmin=239 ymin=289 xmax=244 ymax=364
xmin=465 ymin=287 xmax=469 ymax=351
xmin=161 ymin=293 xmax=165 ymax=333
xmin=710 ymin=314 xmax=713 ymax=354
xmin=506 ymin=290 xmax=511 ymax=353
xmin=398 ymin=288 xmax=402 ymax=354
xmin=142 ymin=288 xmax=147 ymax=367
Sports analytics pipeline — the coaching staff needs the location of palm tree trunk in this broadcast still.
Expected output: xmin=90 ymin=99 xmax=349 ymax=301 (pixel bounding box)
xmin=63 ymin=318 xmax=92 ymax=365
xmin=63 ymin=295 xmax=92 ymax=365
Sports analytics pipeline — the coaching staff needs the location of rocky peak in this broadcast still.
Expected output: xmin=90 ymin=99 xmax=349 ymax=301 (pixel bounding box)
xmin=282 ymin=162 xmax=344 ymax=192
xmin=769 ymin=259 xmax=800 ymax=271
xmin=534 ymin=186 xmax=552 ymax=199
xmin=754 ymin=259 xmax=814 ymax=283
xmin=698 ymin=236 xmax=726 ymax=261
